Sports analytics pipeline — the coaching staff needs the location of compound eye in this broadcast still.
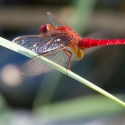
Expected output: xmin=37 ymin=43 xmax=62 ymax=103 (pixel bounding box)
xmin=47 ymin=24 xmax=53 ymax=31
xmin=39 ymin=24 xmax=54 ymax=34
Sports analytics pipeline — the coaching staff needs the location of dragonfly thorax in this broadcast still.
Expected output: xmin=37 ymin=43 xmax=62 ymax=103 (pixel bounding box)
xmin=55 ymin=26 xmax=84 ymax=60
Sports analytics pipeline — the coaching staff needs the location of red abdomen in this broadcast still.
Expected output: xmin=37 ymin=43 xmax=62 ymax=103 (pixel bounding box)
xmin=79 ymin=38 xmax=125 ymax=49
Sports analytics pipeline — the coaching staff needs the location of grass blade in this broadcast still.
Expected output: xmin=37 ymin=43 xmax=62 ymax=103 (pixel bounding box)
xmin=0 ymin=37 xmax=125 ymax=107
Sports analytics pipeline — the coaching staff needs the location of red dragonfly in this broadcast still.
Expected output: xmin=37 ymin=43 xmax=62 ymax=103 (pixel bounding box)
xmin=12 ymin=12 xmax=125 ymax=74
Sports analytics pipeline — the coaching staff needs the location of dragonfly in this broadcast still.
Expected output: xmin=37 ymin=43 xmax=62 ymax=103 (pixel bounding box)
xmin=12 ymin=12 xmax=125 ymax=75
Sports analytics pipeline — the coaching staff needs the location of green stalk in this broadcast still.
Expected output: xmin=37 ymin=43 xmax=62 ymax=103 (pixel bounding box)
xmin=0 ymin=37 xmax=125 ymax=107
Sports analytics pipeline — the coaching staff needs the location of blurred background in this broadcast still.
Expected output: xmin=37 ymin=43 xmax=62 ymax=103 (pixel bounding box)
xmin=0 ymin=0 xmax=125 ymax=124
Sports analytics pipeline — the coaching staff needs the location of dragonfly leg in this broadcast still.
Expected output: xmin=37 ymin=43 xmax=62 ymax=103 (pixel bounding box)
xmin=63 ymin=49 xmax=72 ymax=70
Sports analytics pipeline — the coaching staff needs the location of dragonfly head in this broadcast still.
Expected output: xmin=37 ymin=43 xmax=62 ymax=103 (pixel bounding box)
xmin=39 ymin=24 xmax=54 ymax=34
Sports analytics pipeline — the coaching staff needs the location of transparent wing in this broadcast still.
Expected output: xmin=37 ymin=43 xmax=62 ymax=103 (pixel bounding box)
xmin=12 ymin=32 xmax=76 ymax=75
xmin=22 ymin=47 xmax=77 ymax=75
xmin=47 ymin=12 xmax=67 ymax=28
xmin=12 ymin=33 xmax=72 ymax=54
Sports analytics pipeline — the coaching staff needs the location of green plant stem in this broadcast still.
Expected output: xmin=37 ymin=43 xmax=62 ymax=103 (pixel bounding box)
xmin=0 ymin=37 xmax=125 ymax=107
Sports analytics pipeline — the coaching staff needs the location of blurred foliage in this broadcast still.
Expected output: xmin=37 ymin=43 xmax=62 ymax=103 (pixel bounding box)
xmin=0 ymin=94 xmax=11 ymax=125
xmin=2 ymin=0 xmax=72 ymax=6
xmin=0 ymin=94 xmax=7 ymax=110
xmin=34 ymin=94 xmax=125 ymax=121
